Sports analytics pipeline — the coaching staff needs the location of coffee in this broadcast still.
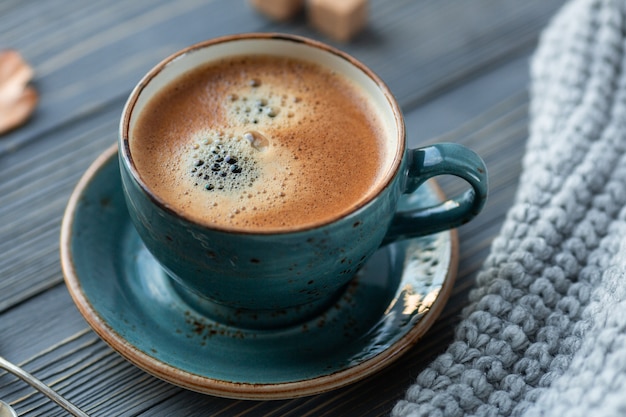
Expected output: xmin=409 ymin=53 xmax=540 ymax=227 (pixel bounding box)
xmin=130 ymin=55 xmax=393 ymax=231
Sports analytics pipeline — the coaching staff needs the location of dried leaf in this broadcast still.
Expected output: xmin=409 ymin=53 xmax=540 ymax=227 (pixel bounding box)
xmin=0 ymin=49 xmax=38 ymax=135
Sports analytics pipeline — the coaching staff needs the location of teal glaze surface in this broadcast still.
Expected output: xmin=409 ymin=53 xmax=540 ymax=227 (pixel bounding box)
xmin=63 ymin=148 xmax=456 ymax=399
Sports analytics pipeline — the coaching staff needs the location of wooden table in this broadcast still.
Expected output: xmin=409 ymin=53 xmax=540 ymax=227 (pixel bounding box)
xmin=0 ymin=1 xmax=564 ymax=415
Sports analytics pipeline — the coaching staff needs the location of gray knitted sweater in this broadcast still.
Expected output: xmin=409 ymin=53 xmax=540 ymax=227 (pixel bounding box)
xmin=393 ymin=0 xmax=626 ymax=416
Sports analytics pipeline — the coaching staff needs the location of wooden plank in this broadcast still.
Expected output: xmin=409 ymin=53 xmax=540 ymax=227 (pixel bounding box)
xmin=0 ymin=107 xmax=120 ymax=312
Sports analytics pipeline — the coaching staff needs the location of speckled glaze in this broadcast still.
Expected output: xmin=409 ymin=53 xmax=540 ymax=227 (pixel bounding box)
xmin=118 ymin=34 xmax=488 ymax=329
xmin=60 ymin=145 xmax=458 ymax=399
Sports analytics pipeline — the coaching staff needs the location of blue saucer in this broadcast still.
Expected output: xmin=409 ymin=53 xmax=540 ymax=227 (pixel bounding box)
xmin=60 ymin=145 xmax=458 ymax=400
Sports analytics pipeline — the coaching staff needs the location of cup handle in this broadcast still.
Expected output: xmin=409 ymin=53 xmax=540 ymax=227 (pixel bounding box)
xmin=382 ymin=143 xmax=488 ymax=245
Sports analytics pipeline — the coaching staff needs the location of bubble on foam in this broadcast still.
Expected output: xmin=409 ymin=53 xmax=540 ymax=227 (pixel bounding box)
xmin=264 ymin=107 xmax=278 ymax=118
xmin=187 ymin=131 xmax=261 ymax=193
xmin=224 ymin=80 xmax=302 ymax=127
xmin=243 ymin=131 xmax=269 ymax=151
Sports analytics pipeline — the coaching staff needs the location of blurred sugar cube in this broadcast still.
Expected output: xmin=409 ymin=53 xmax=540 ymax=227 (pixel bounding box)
xmin=249 ymin=0 xmax=305 ymax=21
xmin=308 ymin=0 xmax=368 ymax=42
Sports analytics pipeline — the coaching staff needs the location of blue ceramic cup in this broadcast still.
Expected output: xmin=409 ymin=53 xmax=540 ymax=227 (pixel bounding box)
xmin=119 ymin=33 xmax=488 ymax=329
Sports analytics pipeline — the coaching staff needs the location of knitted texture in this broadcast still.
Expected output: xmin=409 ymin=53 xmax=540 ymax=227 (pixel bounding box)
xmin=393 ymin=0 xmax=626 ymax=416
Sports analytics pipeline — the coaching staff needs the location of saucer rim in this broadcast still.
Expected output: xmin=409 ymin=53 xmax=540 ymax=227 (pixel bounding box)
xmin=60 ymin=144 xmax=458 ymax=400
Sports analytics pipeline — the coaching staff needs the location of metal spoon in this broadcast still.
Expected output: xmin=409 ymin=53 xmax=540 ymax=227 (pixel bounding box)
xmin=0 ymin=356 xmax=89 ymax=417
xmin=0 ymin=400 xmax=17 ymax=417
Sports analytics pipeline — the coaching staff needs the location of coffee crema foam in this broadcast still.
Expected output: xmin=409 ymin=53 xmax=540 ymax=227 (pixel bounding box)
xmin=131 ymin=55 xmax=391 ymax=231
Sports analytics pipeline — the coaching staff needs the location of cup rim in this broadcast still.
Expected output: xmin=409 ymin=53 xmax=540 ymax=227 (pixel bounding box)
xmin=120 ymin=32 xmax=405 ymax=235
